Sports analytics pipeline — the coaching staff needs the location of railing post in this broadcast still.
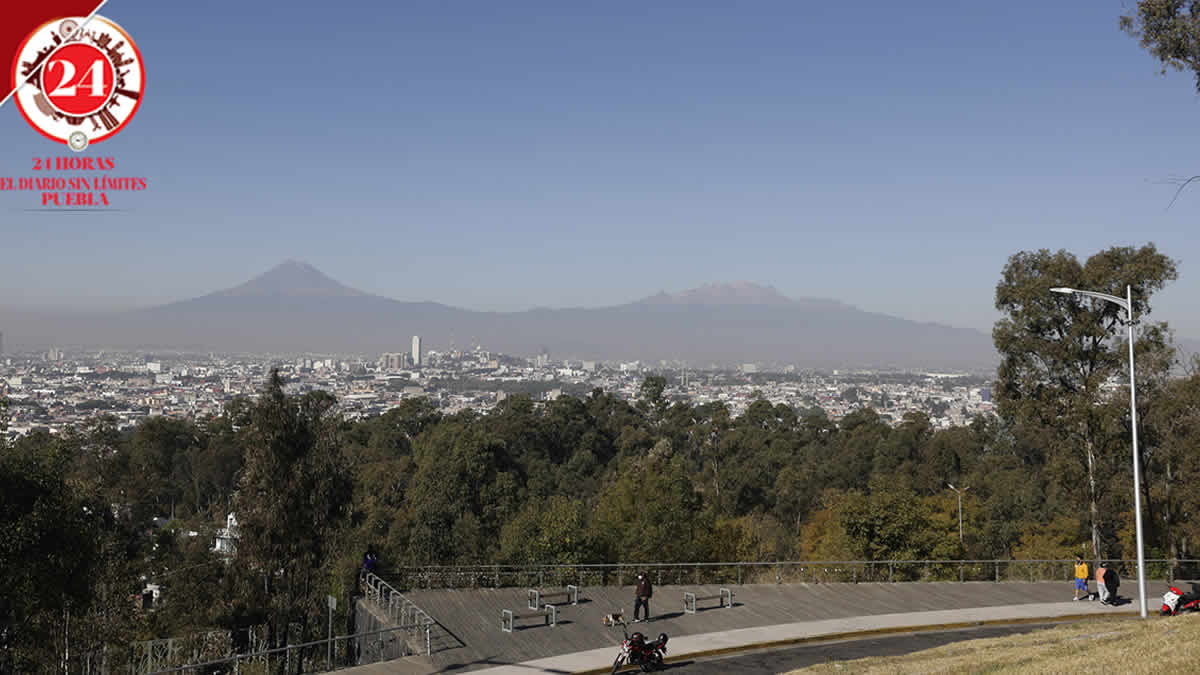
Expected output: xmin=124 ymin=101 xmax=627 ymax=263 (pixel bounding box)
xmin=495 ymin=564 xmax=500 ymax=588
xmin=960 ymin=563 xmax=964 ymax=583
xmin=889 ymin=562 xmax=894 ymax=583
xmin=737 ymin=564 xmax=742 ymax=585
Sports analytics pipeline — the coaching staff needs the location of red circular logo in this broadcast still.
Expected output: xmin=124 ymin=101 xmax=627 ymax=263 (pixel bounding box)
xmin=11 ymin=16 xmax=145 ymax=148
xmin=41 ymin=43 xmax=117 ymax=116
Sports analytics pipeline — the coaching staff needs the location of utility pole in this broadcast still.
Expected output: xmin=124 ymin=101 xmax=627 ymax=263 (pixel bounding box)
xmin=327 ymin=595 xmax=337 ymax=667
xmin=947 ymin=484 xmax=969 ymax=546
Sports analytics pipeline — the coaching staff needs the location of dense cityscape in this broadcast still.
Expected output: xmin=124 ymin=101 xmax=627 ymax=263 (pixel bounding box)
xmin=0 ymin=335 xmax=999 ymax=442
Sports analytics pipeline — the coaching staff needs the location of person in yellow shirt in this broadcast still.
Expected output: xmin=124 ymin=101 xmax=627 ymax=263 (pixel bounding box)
xmin=1073 ymin=555 xmax=1090 ymax=601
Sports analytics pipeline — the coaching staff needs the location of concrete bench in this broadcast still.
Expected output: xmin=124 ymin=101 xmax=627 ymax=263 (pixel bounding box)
xmin=683 ymin=588 xmax=734 ymax=614
xmin=501 ymin=604 xmax=558 ymax=633
xmin=527 ymin=585 xmax=579 ymax=609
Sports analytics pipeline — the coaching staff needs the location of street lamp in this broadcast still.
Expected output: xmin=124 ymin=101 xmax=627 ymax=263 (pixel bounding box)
xmin=947 ymin=484 xmax=969 ymax=546
xmin=1051 ymin=284 xmax=1147 ymax=618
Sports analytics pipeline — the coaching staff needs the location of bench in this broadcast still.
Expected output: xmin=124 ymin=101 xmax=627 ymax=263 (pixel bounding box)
xmin=683 ymin=588 xmax=734 ymax=614
xmin=527 ymin=585 xmax=579 ymax=609
xmin=501 ymin=605 xmax=558 ymax=633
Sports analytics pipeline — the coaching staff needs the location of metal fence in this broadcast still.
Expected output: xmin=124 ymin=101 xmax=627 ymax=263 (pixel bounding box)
xmin=383 ymin=559 xmax=1200 ymax=590
xmin=133 ymin=630 xmax=246 ymax=674
xmin=358 ymin=571 xmax=458 ymax=654
xmin=125 ymin=572 xmax=446 ymax=674
xmin=144 ymin=624 xmax=417 ymax=675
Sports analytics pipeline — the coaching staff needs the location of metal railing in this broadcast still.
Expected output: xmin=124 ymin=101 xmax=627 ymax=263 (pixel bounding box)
xmin=145 ymin=624 xmax=417 ymax=674
xmin=381 ymin=559 xmax=1200 ymax=590
xmin=358 ymin=571 xmax=455 ymax=654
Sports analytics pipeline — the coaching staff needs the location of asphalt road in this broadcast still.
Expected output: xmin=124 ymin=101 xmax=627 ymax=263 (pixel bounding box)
xmin=657 ymin=623 xmax=1059 ymax=674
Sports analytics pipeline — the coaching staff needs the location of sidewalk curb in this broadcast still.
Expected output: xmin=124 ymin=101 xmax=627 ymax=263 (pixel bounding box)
xmin=574 ymin=611 xmax=1139 ymax=674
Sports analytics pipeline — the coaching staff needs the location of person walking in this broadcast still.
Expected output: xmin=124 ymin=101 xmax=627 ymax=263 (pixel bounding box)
xmin=1103 ymin=565 xmax=1120 ymax=605
xmin=1073 ymin=556 xmax=1090 ymax=601
xmin=1096 ymin=563 xmax=1110 ymax=605
xmin=633 ymin=573 xmax=653 ymax=622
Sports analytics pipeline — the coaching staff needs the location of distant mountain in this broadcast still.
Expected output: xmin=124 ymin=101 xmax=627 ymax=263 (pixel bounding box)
xmin=636 ymin=282 xmax=848 ymax=310
xmin=0 ymin=262 xmax=1001 ymax=369
xmin=204 ymin=260 xmax=368 ymax=299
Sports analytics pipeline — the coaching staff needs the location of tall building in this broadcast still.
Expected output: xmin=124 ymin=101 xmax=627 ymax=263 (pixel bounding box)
xmin=378 ymin=352 xmax=409 ymax=371
xmin=411 ymin=335 xmax=422 ymax=367
xmin=0 ymin=330 xmax=4 ymax=355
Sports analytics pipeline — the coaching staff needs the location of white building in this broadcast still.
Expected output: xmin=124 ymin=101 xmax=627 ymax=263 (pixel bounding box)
xmin=412 ymin=336 xmax=422 ymax=367
xmin=378 ymin=352 xmax=409 ymax=371
xmin=213 ymin=513 xmax=238 ymax=556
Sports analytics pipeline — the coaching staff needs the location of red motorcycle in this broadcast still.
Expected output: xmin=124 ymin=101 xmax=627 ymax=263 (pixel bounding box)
xmin=610 ymin=621 xmax=668 ymax=673
xmin=1161 ymin=586 xmax=1200 ymax=615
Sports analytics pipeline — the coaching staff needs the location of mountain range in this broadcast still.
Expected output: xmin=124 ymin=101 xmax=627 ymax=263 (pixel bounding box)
xmin=0 ymin=261 xmax=1002 ymax=369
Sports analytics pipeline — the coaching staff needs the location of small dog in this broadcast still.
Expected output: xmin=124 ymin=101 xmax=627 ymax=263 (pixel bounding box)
xmin=602 ymin=612 xmax=624 ymax=626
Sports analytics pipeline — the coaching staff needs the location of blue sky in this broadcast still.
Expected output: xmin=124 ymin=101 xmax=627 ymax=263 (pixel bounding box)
xmin=2 ymin=0 xmax=1199 ymax=337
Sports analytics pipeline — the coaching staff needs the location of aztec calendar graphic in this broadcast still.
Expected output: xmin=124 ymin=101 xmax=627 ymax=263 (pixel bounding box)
xmin=11 ymin=15 xmax=144 ymax=149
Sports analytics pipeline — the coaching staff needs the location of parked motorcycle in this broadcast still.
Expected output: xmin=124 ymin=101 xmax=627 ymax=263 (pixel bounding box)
xmin=610 ymin=621 xmax=668 ymax=673
xmin=1161 ymin=585 xmax=1200 ymax=616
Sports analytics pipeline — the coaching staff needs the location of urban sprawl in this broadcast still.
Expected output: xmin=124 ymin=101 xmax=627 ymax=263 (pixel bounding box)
xmin=0 ymin=335 xmax=1002 ymax=440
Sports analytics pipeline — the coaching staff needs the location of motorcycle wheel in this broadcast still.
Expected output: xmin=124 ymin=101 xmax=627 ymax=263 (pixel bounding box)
xmin=612 ymin=656 xmax=623 ymax=675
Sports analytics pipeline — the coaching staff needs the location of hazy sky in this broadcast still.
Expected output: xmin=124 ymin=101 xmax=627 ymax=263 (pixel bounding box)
xmin=2 ymin=0 xmax=1199 ymax=336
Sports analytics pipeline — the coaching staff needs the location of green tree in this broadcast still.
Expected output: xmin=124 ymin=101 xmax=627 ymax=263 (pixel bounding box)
xmin=498 ymin=496 xmax=591 ymax=565
xmin=839 ymin=482 xmax=935 ymax=564
xmin=592 ymin=454 xmax=708 ymax=562
xmin=231 ymin=371 xmax=354 ymax=652
xmin=1121 ymin=1 xmax=1200 ymax=92
xmin=992 ymin=245 xmax=1177 ymax=558
xmin=1141 ymin=363 xmax=1200 ymax=560
xmin=0 ymin=433 xmax=107 ymax=671
xmin=637 ymin=375 xmax=669 ymax=423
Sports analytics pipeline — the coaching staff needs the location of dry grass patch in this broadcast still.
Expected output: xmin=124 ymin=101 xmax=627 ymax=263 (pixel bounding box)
xmin=781 ymin=615 xmax=1200 ymax=675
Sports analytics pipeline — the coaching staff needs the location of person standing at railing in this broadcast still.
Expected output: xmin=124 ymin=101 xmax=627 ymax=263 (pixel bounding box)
xmin=1073 ymin=556 xmax=1090 ymax=601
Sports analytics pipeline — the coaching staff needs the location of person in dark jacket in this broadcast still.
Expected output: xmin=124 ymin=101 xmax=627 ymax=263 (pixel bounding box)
xmin=1103 ymin=566 xmax=1120 ymax=605
xmin=634 ymin=573 xmax=653 ymax=622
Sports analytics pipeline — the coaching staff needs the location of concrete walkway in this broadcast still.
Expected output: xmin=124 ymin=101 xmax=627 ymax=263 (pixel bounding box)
xmin=468 ymin=595 xmax=1146 ymax=675
xmin=339 ymin=582 xmax=1157 ymax=674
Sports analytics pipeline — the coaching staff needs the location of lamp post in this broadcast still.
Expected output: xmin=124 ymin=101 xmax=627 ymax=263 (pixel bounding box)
xmin=1050 ymin=284 xmax=1147 ymax=618
xmin=947 ymin=484 xmax=968 ymax=546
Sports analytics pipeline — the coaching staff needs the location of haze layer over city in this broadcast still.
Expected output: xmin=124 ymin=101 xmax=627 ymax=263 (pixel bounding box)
xmin=2 ymin=1 xmax=1199 ymax=341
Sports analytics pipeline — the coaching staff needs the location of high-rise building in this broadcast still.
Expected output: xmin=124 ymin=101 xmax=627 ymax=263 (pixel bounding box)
xmin=0 ymin=330 xmax=4 ymax=355
xmin=378 ymin=352 xmax=409 ymax=371
xmin=411 ymin=335 xmax=422 ymax=367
